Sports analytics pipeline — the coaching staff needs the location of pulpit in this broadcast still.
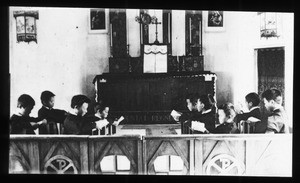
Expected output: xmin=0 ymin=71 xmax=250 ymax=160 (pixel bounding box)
xmin=93 ymin=72 xmax=217 ymax=124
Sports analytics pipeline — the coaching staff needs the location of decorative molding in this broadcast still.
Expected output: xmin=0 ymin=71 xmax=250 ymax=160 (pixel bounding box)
xmin=44 ymin=155 xmax=78 ymax=174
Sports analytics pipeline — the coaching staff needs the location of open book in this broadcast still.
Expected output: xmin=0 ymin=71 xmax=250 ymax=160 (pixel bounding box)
xmin=247 ymin=117 xmax=261 ymax=123
xmin=170 ymin=110 xmax=182 ymax=122
xmin=94 ymin=119 xmax=110 ymax=130
xmin=191 ymin=121 xmax=207 ymax=132
xmin=112 ymin=116 xmax=124 ymax=126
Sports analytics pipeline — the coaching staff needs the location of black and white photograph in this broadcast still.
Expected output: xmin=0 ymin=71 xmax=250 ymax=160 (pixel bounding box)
xmin=89 ymin=8 xmax=109 ymax=33
xmin=7 ymin=4 xmax=294 ymax=178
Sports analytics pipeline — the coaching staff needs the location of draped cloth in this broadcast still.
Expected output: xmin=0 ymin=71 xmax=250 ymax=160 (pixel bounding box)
xmin=143 ymin=45 xmax=167 ymax=73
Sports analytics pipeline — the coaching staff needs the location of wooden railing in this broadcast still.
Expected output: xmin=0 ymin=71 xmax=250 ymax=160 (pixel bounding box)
xmin=9 ymin=134 xmax=292 ymax=176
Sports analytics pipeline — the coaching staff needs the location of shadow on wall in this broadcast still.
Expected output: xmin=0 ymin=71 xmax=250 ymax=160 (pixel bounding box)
xmin=84 ymin=74 xmax=102 ymax=114
xmin=215 ymin=71 xmax=233 ymax=105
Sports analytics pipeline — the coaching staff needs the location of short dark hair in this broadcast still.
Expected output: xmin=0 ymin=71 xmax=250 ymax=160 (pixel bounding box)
xmin=261 ymin=88 xmax=282 ymax=102
xmin=40 ymin=90 xmax=55 ymax=103
xmin=218 ymin=103 xmax=235 ymax=117
xmin=186 ymin=93 xmax=200 ymax=106
xmin=17 ymin=94 xmax=35 ymax=108
xmin=199 ymin=94 xmax=212 ymax=110
xmin=245 ymin=92 xmax=260 ymax=106
xmin=71 ymin=95 xmax=91 ymax=108
xmin=94 ymin=101 xmax=108 ymax=113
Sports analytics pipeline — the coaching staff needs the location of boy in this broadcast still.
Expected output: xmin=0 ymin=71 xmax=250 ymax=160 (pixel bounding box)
xmin=38 ymin=90 xmax=67 ymax=134
xmin=91 ymin=102 xmax=109 ymax=135
xmin=91 ymin=102 xmax=124 ymax=135
xmin=63 ymin=94 xmax=103 ymax=135
xmin=191 ymin=94 xmax=216 ymax=133
xmin=236 ymin=92 xmax=266 ymax=133
xmin=213 ymin=103 xmax=239 ymax=134
xmin=176 ymin=94 xmax=200 ymax=134
xmin=10 ymin=94 xmax=47 ymax=134
xmin=261 ymin=89 xmax=290 ymax=133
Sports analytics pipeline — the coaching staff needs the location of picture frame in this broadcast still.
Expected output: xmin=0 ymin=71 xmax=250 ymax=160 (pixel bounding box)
xmin=88 ymin=8 xmax=109 ymax=34
xmin=204 ymin=11 xmax=225 ymax=32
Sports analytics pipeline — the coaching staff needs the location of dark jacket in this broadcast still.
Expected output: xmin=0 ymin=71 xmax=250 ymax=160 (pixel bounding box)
xmin=38 ymin=106 xmax=67 ymax=134
xmin=266 ymin=107 xmax=290 ymax=133
xmin=184 ymin=110 xmax=216 ymax=134
xmin=236 ymin=107 xmax=266 ymax=133
xmin=10 ymin=115 xmax=41 ymax=134
xmin=63 ymin=113 xmax=99 ymax=135
xmin=212 ymin=122 xmax=239 ymax=134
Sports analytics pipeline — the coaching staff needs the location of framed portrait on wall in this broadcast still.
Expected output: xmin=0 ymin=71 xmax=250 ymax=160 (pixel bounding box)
xmin=204 ymin=11 xmax=225 ymax=32
xmin=88 ymin=8 xmax=109 ymax=34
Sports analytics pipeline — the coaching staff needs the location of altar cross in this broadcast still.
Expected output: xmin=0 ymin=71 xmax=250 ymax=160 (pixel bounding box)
xmin=152 ymin=17 xmax=161 ymax=44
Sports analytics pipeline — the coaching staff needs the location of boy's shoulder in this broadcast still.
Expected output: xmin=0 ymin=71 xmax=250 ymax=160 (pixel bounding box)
xmin=10 ymin=114 xmax=31 ymax=122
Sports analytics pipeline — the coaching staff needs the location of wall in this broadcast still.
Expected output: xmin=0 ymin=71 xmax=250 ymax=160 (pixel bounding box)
xmin=202 ymin=11 xmax=293 ymax=126
xmin=9 ymin=7 xmax=109 ymax=116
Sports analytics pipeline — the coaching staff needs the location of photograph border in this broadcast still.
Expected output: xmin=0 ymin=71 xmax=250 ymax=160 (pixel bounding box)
xmin=204 ymin=10 xmax=225 ymax=32
xmin=88 ymin=8 xmax=109 ymax=34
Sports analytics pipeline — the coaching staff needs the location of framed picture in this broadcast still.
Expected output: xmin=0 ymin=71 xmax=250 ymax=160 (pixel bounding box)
xmin=88 ymin=8 xmax=109 ymax=34
xmin=204 ymin=11 xmax=225 ymax=32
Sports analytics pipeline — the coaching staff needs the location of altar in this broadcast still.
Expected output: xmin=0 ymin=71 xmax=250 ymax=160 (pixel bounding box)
xmin=93 ymin=72 xmax=216 ymax=125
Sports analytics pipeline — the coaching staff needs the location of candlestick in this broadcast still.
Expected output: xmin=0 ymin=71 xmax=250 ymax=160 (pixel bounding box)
xmin=168 ymin=13 xmax=170 ymax=43
xmin=110 ymin=24 xmax=113 ymax=47
xmin=126 ymin=18 xmax=129 ymax=45
xmin=189 ymin=18 xmax=192 ymax=44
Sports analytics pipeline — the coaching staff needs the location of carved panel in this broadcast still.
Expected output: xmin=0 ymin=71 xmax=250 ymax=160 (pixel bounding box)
xmin=90 ymin=139 xmax=139 ymax=174
xmin=40 ymin=141 xmax=82 ymax=173
xmin=202 ymin=140 xmax=246 ymax=175
xmin=44 ymin=155 xmax=78 ymax=174
xmin=145 ymin=139 xmax=189 ymax=175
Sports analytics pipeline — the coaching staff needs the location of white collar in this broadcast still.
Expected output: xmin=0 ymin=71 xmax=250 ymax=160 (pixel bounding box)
xmin=43 ymin=106 xmax=52 ymax=110
xmin=249 ymin=106 xmax=260 ymax=112
xmin=13 ymin=108 xmax=23 ymax=116
xmin=202 ymin=109 xmax=212 ymax=114
xmin=95 ymin=113 xmax=101 ymax=118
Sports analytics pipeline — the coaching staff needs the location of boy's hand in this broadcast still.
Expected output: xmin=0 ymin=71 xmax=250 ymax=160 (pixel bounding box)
xmin=38 ymin=119 xmax=47 ymax=125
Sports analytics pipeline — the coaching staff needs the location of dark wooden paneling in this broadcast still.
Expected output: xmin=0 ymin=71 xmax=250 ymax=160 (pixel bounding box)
xmin=95 ymin=72 xmax=216 ymax=124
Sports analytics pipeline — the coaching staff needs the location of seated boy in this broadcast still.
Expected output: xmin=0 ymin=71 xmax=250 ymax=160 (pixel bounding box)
xmin=236 ymin=92 xmax=266 ymax=133
xmin=10 ymin=94 xmax=47 ymax=134
xmin=187 ymin=94 xmax=216 ymax=134
xmin=91 ymin=102 xmax=124 ymax=135
xmin=38 ymin=91 xmax=67 ymax=134
xmin=63 ymin=94 xmax=103 ymax=135
xmin=91 ymin=102 xmax=110 ymax=135
xmin=176 ymin=93 xmax=200 ymax=134
xmin=261 ymin=89 xmax=290 ymax=133
xmin=213 ymin=103 xmax=239 ymax=134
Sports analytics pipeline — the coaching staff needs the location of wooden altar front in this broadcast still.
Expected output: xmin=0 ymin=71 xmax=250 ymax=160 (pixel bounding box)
xmin=93 ymin=72 xmax=217 ymax=124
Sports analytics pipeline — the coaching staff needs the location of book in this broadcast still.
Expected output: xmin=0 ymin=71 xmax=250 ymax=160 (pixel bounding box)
xmin=247 ymin=117 xmax=261 ymax=123
xmin=191 ymin=121 xmax=206 ymax=132
xmin=113 ymin=116 xmax=124 ymax=126
xmin=170 ymin=110 xmax=182 ymax=122
xmin=95 ymin=119 xmax=109 ymax=129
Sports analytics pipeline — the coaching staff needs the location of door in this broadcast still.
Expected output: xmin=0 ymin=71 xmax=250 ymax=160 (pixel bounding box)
xmin=257 ymin=47 xmax=285 ymax=123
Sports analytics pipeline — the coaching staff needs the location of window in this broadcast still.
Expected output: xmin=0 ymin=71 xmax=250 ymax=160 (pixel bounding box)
xmin=153 ymin=155 xmax=184 ymax=175
xmin=100 ymin=155 xmax=131 ymax=174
